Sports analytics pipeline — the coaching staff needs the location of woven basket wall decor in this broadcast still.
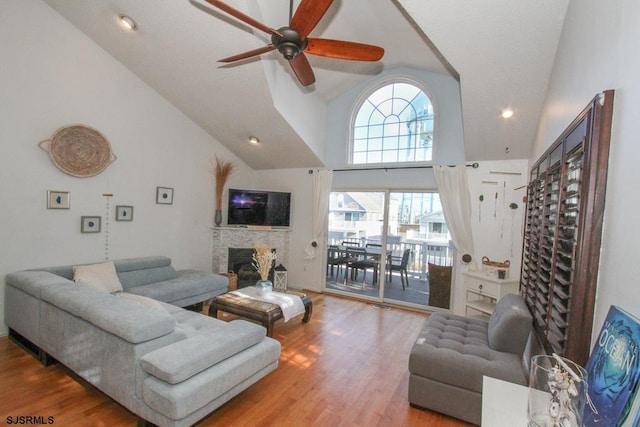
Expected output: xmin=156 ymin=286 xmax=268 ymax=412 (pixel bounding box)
xmin=38 ymin=125 xmax=116 ymax=177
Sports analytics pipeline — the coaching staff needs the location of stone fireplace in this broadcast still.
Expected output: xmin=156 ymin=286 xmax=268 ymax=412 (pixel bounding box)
xmin=212 ymin=227 xmax=290 ymax=288
xmin=227 ymin=247 xmax=275 ymax=289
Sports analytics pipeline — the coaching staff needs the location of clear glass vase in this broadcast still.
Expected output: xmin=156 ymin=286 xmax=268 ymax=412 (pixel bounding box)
xmin=528 ymin=354 xmax=588 ymax=427
xmin=255 ymin=279 xmax=272 ymax=296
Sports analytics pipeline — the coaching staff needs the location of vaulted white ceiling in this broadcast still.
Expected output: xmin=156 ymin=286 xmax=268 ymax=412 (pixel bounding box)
xmin=41 ymin=0 xmax=568 ymax=169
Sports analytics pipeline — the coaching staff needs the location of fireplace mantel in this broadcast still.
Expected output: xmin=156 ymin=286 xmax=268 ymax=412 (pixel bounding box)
xmin=211 ymin=227 xmax=291 ymax=274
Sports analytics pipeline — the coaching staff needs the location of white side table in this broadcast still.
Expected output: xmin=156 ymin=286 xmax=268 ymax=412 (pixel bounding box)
xmin=482 ymin=376 xmax=529 ymax=426
xmin=464 ymin=271 xmax=520 ymax=317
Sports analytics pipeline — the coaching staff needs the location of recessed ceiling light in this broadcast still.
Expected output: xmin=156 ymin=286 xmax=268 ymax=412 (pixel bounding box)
xmin=249 ymin=136 xmax=260 ymax=145
xmin=118 ymin=14 xmax=138 ymax=31
xmin=500 ymin=108 xmax=514 ymax=119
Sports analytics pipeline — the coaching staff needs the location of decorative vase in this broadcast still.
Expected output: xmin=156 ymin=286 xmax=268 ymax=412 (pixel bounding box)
xmin=214 ymin=210 xmax=222 ymax=227
xmin=528 ymin=354 xmax=588 ymax=427
xmin=255 ymin=279 xmax=272 ymax=296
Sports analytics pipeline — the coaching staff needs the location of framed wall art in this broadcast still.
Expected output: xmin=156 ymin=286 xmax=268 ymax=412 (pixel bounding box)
xmin=156 ymin=187 xmax=174 ymax=205
xmin=81 ymin=216 xmax=101 ymax=233
xmin=47 ymin=190 xmax=70 ymax=209
xmin=115 ymin=205 xmax=133 ymax=221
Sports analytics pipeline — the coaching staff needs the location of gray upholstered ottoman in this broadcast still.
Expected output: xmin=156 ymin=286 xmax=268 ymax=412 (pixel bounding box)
xmin=408 ymin=294 xmax=532 ymax=425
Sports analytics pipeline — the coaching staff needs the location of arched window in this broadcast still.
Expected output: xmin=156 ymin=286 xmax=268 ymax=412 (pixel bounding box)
xmin=350 ymin=80 xmax=434 ymax=165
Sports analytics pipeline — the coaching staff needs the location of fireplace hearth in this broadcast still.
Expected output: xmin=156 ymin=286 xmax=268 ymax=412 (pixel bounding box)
xmin=227 ymin=248 xmax=275 ymax=289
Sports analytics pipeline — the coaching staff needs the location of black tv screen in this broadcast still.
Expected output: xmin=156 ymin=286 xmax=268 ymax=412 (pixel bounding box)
xmin=227 ymin=189 xmax=291 ymax=227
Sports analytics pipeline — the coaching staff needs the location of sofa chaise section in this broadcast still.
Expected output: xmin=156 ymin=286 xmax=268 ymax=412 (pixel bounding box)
xmin=408 ymin=294 xmax=533 ymax=425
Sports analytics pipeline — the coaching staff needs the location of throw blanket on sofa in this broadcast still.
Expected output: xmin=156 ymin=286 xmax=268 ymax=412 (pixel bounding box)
xmin=231 ymin=288 xmax=305 ymax=322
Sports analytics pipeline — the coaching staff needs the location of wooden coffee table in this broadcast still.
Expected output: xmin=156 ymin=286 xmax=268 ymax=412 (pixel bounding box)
xmin=208 ymin=289 xmax=312 ymax=337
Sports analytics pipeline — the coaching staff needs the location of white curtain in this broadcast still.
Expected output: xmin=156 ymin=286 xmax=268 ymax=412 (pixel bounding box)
xmin=304 ymin=170 xmax=333 ymax=260
xmin=433 ymin=165 xmax=475 ymax=262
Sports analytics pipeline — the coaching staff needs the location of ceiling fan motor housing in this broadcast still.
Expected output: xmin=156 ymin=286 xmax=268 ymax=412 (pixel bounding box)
xmin=272 ymin=27 xmax=307 ymax=60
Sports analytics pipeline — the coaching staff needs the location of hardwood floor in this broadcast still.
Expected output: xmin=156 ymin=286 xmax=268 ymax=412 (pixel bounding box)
xmin=0 ymin=293 xmax=472 ymax=426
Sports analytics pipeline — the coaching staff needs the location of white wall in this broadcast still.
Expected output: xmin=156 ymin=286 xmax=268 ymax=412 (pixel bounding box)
xmin=532 ymin=0 xmax=640 ymax=341
xmin=458 ymin=160 xmax=528 ymax=313
xmin=248 ymin=169 xmax=320 ymax=292
xmin=467 ymin=160 xmax=529 ymax=276
xmin=0 ymin=0 xmax=252 ymax=335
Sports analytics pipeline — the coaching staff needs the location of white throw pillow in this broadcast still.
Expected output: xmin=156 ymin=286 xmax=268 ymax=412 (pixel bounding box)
xmin=116 ymin=292 xmax=167 ymax=311
xmin=73 ymin=261 xmax=123 ymax=293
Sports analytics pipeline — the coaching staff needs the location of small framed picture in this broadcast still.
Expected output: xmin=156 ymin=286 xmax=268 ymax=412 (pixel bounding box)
xmin=115 ymin=205 xmax=133 ymax=221
xmin=81 ymin=216 xmax=101 ymax=233
xmin=156 ymin=187 xmax=174 ymax=205
xmin=47 ymin=191 xmax=70 ymax=209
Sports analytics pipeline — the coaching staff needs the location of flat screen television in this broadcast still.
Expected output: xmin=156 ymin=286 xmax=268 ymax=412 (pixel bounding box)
xmin=227 ymin=189 xmax=291 ymax=227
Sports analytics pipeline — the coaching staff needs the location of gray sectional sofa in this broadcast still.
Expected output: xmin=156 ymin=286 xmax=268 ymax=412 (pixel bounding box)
xmin=408 ymin=294 xmax=534 ymax=425
xmin=4 ymin=256 xmax=281 ymax=427
xmin=37 ymin=256 xmax=228 ymax=309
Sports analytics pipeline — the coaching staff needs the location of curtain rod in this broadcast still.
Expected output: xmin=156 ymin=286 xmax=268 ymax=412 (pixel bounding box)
xmin=331 ymin=162 xmax=479 ymax=172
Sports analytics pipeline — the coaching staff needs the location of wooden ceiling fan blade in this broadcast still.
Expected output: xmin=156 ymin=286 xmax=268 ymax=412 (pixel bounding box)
xmin=204 ymin=0 xmax=282 ymax=37
xmin=289 ymin=53 xmax=316 ymax=87
xmin=290 ymin=0 xmax=334 ymax=39
xmin=305 ymin=38 xmax=384 ymax=61
xmin=218 ymin=44 xmax=276 ymax=63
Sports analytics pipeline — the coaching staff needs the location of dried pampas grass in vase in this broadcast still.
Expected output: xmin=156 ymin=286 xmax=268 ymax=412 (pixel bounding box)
xmin=213 ymin=156 xmax=234 ymax=226
xmin=253 ymin=243 xmax=276 ymax=295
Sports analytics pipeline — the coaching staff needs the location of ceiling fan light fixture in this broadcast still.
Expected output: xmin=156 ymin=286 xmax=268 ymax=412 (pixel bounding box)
xmin=248 ymin=136 xmax=260 ymax=145
xmin=118 ymin=14 xmax=138 ymax=32
xmin=272 ymin=27 xmax=307 ymax=60
xmin=277 ymin=42 xmax=300 ymax=60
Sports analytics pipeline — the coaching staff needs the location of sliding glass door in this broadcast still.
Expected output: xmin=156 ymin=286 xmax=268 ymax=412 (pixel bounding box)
xmin=325 ymin=190 xmax=453 ymax=310
xmin=325 ymin=191 xmax=386 ymax=299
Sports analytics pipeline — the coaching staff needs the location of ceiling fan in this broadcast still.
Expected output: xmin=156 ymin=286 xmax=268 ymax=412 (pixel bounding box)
xmin=204 ymin=0 xmax=384 ymax=87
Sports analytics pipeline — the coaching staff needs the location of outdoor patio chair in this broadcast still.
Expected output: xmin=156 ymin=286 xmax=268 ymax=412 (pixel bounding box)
xmin=327 ymin=245 xmax=349 ymax=278
xmin=387 ymin=248 xmax=411 ymax=290
xmin=341 ymin=247 xmax=374 ymax=288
